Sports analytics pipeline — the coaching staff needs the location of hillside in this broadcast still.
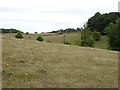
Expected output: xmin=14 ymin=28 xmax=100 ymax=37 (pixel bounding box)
xmin=2 ymin=33 xmax=108 ymax=49
xmin=2 ymin=35 xmax=118 ymax=88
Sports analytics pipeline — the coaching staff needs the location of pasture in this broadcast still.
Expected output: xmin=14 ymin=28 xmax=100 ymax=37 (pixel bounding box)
xmin=2 ymin=32 xmax=108 ymax=49
xmin=2 ymin=33 xmax=118 ymax=88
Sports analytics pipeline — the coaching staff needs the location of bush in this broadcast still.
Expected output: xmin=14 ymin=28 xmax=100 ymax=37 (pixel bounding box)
xmin=64 ymin=41 xmax=71 ymax=45
xmin=34 ymin=32 xmax=38 ymax=34
xmin=36 ymin=35 xmax=43 ymax=41
xmin=25 ymin=32 xmax=29 ymax=35
xmin=93 ymin=31 xmax=101 ymax=41
xmin=81 ymin=38 xmax=94 ymax=47
xmin=15 ymin=32 xmax=23 ymax=39
xmin=81 ymin=28 xmax=94 ymax=47
xmin=105 ymin=19 xmax=120 ymax=51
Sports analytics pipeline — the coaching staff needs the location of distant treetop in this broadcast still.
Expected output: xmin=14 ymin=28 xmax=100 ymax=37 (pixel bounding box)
xmin=0 ymin=28 xmax=23 ymax=33
xmin=87 ymin=12 xmax=120 ymax=35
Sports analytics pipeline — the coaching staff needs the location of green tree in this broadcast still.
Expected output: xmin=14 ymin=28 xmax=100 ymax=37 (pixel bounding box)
xmin=87 ymin=12 xmax=120 ymax=35
xmin=0 ymin=28 xmax=23 ymax=33
xmin=81 ymin=27 xmax=94 ymax=47
xmin=105 ymin=19 xmax=120 ymax=51
xmin=36 ymin=35 xmax=43 ymax=41
xmin=15 ymin=32 xmax=23 ymax=39
xmin=25 ymin=32 xmax=29 ymax=35
xmin=34 ymin=32 xmax=38 ymax=34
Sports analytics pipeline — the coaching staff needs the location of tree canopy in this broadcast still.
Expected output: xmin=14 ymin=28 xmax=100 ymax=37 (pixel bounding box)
xmin=50 ymin=28 xmax=82 ymax=33
xmin=105 ymin=18 xmax=120 ymax=51
xmin=87 ymin=12 xmax=120 ymax=35
xmin=0 ymin=28 xmax=23 ymax=33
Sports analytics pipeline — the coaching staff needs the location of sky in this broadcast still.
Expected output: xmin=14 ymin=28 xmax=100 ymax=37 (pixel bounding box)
xmin=0 ymin=0 xmax=119 ymax=33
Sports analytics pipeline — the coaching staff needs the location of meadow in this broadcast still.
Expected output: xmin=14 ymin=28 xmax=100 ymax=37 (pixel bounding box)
xmin=2 ymin=32 xmax=108 ymax=49
xmin=2 ymin=33 xmax=118 ymax=88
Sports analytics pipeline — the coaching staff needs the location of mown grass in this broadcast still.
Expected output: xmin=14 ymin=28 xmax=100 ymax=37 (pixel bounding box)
xmin=2 ymin=35 xmax=118 ymax=88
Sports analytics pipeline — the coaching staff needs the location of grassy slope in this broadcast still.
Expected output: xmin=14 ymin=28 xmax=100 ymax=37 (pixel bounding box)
xmin=2 ymin=35 xmax=118 ymax=88
xmin=2 ymin=32 xmax=107 ymax=49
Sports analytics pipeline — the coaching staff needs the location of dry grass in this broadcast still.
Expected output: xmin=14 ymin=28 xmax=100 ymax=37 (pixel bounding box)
xmin=2 ymin=32 xmax=108 ymax=49
xmin=2 ymin=32 xmax=81 ymax=45
xmin=44 ymin=32 xmax=81 ymax=44
xmin=2 ymin=35 xmax=118 ymax=88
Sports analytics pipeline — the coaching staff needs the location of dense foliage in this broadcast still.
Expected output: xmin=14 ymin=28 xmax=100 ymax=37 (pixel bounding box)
xmin=105 ymin=18 xmax=120 ymax=51
xmin=25 ymin=32 xmax=29 ymax=35
xmin=15 ymin=32 xmax=23 ymax=39
xmin=87 ymin=12 xmax=120 ymax=35
xmin=81 ymin=28 xmax=94 ymax=47
xmin=50 ymin=28 xmax=82 ymax=33
xmin=0 ymin=28 xmax=23 ymax=33
xmin=36 ymin=35 xmax=43 ymax=41
xmin=93 ymin=31 xmax=101 ymax=41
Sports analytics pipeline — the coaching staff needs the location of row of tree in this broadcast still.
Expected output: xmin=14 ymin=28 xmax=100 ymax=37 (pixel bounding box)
xmin=87 ymin=12 xmax=120 ymax=35
xmin=50 ymin=12 xmax=120 ymax=35
xmin=0 ymin=28 xmax=23 ymax=33
xmin=81 ymin=15 xmax=120 ymax=51
xmin=50 ymin=28 xmax=82 ymax=33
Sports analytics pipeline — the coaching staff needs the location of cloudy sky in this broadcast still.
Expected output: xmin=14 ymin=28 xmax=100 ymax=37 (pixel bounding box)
xmin=0 ymin=0 xmax=119 ymax=33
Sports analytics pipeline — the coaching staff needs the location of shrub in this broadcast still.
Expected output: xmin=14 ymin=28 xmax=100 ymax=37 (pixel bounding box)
xmin=15 ymin=32 xmax=23 ymax=39
xmin=36 ymin=35 xmax=43 ymax=41
xmin=93 ymin=31 xmax=101 ymax=41
xmin=34 ymin=32 xmax=38 ymax=34
xmin=105 ymin=19 xmax=120 ymax=51
xmin=64 ymin=41 xmax=71 ymax=45
xmin=25 ymin=32 xmax=29 ymax=35
xmin=81 ymin=28 xmax=94 ymax=47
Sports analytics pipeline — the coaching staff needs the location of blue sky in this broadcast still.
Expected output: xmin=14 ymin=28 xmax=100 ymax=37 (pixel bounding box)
xmin=0 ymin=0 xmax=119 ymax=33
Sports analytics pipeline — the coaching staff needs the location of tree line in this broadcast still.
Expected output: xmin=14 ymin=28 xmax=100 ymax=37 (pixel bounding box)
xmin=81 ymin=12 xmax=120 ymax=51
xmin=0 ymin=28 xmax=23 ymax=33
xmin=49 ymin=28 xmax=82 ymax=33
xmin=87 ymin=12 xmax=120 ymax=35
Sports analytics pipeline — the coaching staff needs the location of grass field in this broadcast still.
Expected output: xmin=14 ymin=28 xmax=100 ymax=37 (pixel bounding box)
xmin=2 ymin=34 xmax=118 ymax=88
xmin=2 ymin=32 xmax=108 ymax=49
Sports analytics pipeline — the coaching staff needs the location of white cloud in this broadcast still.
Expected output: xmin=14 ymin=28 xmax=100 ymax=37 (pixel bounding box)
xmin=0 ymin=0 xmax=119 ymax=33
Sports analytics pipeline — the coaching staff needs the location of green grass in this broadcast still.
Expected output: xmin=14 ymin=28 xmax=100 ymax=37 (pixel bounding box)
xmin=2 ymin=35 xmax=118 ymax=88
xmin=94 ymin=36 xmax=108 ymax=49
